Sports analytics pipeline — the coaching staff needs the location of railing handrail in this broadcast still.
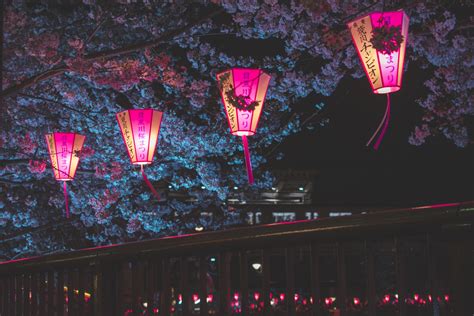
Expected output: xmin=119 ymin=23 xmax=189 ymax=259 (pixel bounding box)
xmin=1 ymin=201 xmax=472 ymax=273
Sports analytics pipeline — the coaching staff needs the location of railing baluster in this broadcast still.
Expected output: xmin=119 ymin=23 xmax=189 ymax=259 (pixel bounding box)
xmin=38 ymin=271 xmax=46 ymax=316
xmin=180 ymin=257 xmax=190 ymax=316
xmin=68 ymin=268 xmax=75 ymax=316
xmin=31 ymin=272 xmax=38 ymax=316
xmin=47 ymin=271 xmax=54 ymax=316
xmin=132 ymin=260 xmax=139 ymax=313
xmin=160 ymin=258 xmax=171 ymax=316
xmin=77 ymin=267 xmax=85 ymax=316
xmin=219 ymin=252 xmax=231 ymax=316
xmin=395 ymin=238 xmax=406 ymax=316
xmin=262 ymin=249 xmax=271 ymax=316
xmin=310 ymin=243 xmax=321 ymax=316
xmin=240 ymin=251 xmax=249 ymax=316
xmin=24 ymin=273 xmax=30 ymax=316
xmin=15 ymin=274 xmax=23 ymax=315
xmin=337 ymin=243 xmax=347 ymax=316
xmin=286 ymin=247 xmax=296 ymax=316
xmin=92 ymin=260 xmax=102 ymax=316
xmin=199 ymin=256 xmax=208 ymax=316
xmin=9 ymin=275 xmax=15 ymax=316
xmin=0 ymin=277 xmax=5 ymax=315
xmin=366 ymin=242 xmax=376 ymax=316
xmin=57 ymin=269 xmax=65 ymax=316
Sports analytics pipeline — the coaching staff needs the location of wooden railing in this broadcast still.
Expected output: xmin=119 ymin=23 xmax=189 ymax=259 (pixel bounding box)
xmin=0 ymin=202 xmax=473 ymax=316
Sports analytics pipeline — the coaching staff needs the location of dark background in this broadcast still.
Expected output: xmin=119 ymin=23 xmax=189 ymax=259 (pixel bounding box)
xmin=274 ymin=65 xmax=474 ymax=207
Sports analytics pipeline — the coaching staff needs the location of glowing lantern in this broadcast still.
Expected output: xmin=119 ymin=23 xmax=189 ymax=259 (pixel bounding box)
xmin=116 ymin=109 xmax=163 ymax=200
xmin=217 ymin=68 xmax=271 ymax=184
xmin=347 ymin=11 xmax=409 ymax=149
xmin=45 ymin=132 xmax=85 ymax=218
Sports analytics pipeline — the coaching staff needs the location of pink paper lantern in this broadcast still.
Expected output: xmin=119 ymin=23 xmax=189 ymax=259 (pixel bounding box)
xmin=45 ymin=132 xmax=86 ymax=217
xmin=217 ymin=68 xmax=271 ymax=184
xmin=116 ymin=109 xmax=163 ymax=199
xmin=347 ymin=11 xmax=409 ymax=149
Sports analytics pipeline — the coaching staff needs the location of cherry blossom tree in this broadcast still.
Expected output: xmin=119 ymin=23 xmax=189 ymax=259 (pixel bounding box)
xmin=0 ymin=0 xmax=472 ymax=259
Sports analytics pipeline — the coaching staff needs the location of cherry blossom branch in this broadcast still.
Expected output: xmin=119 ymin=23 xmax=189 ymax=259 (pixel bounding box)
xmin=1 ymin=8 xmax=223 ymax=98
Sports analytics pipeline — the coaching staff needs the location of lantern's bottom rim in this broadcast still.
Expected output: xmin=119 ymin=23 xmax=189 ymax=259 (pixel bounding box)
xmin=232 ymin=131 xmax=255 ymax=136
xmin=374 ymin=86 xmax=400 ymax=94
xmin=133 ymin=162 xmax=152 ymax=165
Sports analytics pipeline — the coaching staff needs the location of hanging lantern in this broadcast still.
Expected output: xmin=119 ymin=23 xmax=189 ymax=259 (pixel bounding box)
xmin=347 ymin=10 xmax=409 ymax=149
xmin=116 ymin=109 xmax=163 ymax=199
xmin=45 ymin=132 xmax=85 ymax=218
xmin=217 ymin=68 xmax=271 ymax=184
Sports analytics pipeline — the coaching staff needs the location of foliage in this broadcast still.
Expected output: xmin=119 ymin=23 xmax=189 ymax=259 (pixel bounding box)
xmin=0 ymin=0 xmax=472 ymax=259
xmin=370 ymin=24 xmax=404 ymax=55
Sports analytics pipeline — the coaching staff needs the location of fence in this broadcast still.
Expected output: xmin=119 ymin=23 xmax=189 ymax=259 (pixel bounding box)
xmin=0 ymin=202 xmax=473 ymax=316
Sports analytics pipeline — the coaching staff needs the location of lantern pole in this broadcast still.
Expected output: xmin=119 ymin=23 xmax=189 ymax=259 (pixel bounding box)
xmin=366 ymin=93 xmax=391 ymax=150
xmin=140 ymin=164 xmax=161 ymax=201
xmin=63 ymin=181 xmax=70 ymax=218
xmin=241 ymin=135 xmax=254 ymax=185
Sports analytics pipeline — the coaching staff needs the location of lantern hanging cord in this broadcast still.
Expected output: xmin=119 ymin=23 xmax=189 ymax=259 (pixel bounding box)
xmin=242 ymin=136 xmax=254 ymax=185
xmin=141 ymin=165 xmax=160 ymax=201
xmin=63 ymin=181 xmax=70 ymax=218
xmin=366 ymin=93 xmax=391 ymax=150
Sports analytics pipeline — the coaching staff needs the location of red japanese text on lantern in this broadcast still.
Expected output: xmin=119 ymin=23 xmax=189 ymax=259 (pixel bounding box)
xmin=347 ymin=11 xmax=409 ymax=94
xmin=116 ymin=109 xmax=163 ymax=165
xmin=45 ymin=132 xmax=85 ymax=181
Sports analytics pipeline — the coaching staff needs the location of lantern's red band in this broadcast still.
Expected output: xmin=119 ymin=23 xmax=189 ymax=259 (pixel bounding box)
xmin=373 ymin=94 xmax=391 ymax=150
xmin=63 ymin=181 xmax=70 ymax=218
xmin=242 ymin=136 xmax=254 ymax=185
xmin=141 ymin=165 xmax=160 ymax=201
xmin=366 ymin=94 xmax=391 ymax=150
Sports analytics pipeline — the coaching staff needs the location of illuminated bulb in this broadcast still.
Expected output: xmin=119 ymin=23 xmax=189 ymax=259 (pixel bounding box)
xmin=280 ymin=293 xmax=285 ymax=301
xmin=384 ymin=295 xmax=390 ymax=303
xmin=271 ymin=187 xmax=276 ymax=191
xmin=210 ymin=257 xmax=216 ymax=262
xmin=201 ymin=186 xmax=206 ymax=189
xmin=251 ymin=263 xmax=262 ymax=271
xmin=325 ymin=298 xmax=331 ymax=305
xmin=143 ymin=302 xmax=148 ymax=308
xmin=234 ymin=293 xmax=239 ymax=301
xmin=207 ymin=294 xmax=213 ymax=303
xmin=294 ymin=293 xmax=299 ymax=301
xmin=195 ymin=225 xmax=204 ymax=232
xmin=298 ymin=187 xmax=304 ymax=191
xmin=414 ymin=294 xmax=419 ymax=301
xmin=254 ymin=292 xmax=260 ymax=301
xmin=233 ymin=186 xmax=238 ymax=190
xmin=168 ymin=185 xmax=172 ymax=189
xmin=353 ymin=297 xmax=360 ymax=305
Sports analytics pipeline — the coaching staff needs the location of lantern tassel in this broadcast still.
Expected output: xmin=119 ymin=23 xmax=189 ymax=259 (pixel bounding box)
xmin=242 ymin=135 xmax=254 ymax=185
xmin=63 ymin=181 xmax=70 ymax=218
xmin=366 ymin=93 xmax=391 ymax=150
xmin=141 ymin=165 xmax=160 ymax=201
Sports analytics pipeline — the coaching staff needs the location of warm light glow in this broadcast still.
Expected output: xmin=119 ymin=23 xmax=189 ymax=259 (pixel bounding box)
xmin=254 ymin=292 xmax=260 ymax=301
xmin=45 ymin=133 xmax=85 ymax=181
xmin=347 ymin=11 xmax=409 ymax=94
xmin=251 ymin=262 xmax=262 ymax=270
xmin=353 ymin=297 xmax=360 ymax=305
xmin=207 ymin=294 xmax=214 ymax=303
xmin=195 ymin=225 xmax=204 ymax=232
xmin=280 ymin=293 xmax=285 ymax=301
xmin=116 ymin=109 xmax=163 ymax=165
xmin=384 ymin=294 xmax=390 ymax=303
